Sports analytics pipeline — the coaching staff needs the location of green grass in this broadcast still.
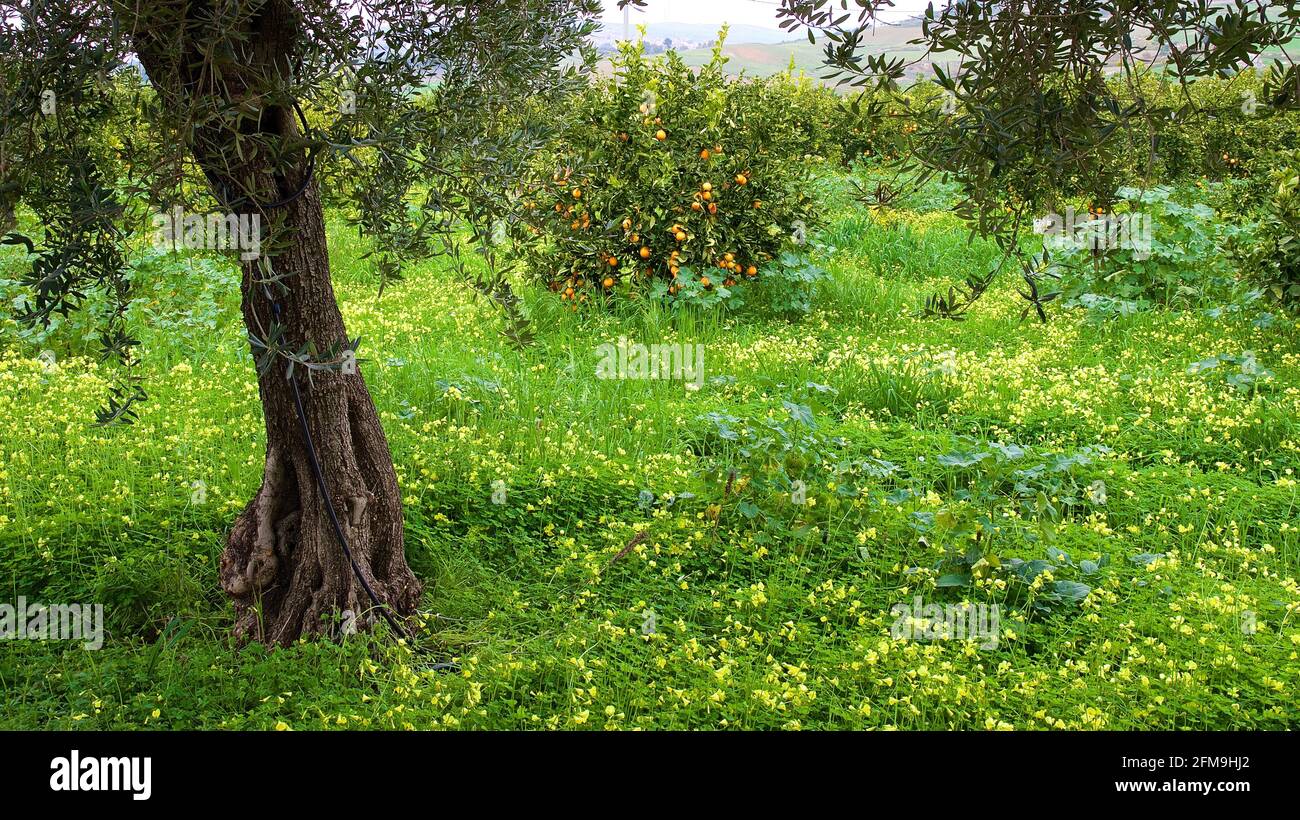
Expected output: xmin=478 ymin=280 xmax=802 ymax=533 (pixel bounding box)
xmin=1 ymin=178 xmax=1298 ymax=730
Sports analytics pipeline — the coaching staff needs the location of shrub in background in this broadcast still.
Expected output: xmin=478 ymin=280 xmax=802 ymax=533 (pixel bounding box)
xmin=1231 ymin=151 xmax=1300 ymax=311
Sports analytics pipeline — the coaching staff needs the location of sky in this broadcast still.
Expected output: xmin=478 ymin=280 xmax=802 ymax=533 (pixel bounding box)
xmin=600 ymin=0 xmax=934 ymax=29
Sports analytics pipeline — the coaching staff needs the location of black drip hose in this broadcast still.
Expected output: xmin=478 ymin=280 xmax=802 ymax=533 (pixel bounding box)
xmin=272 ymin=300 xmax=410 ymax=641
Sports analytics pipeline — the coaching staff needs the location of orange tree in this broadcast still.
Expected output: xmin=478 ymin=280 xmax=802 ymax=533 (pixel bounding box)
xmin=520 ymin=30 xmax=820 ymax=310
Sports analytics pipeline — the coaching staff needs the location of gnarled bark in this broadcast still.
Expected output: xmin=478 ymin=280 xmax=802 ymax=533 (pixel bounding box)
xmin=219 ymin=177 xmax=422 ymax=644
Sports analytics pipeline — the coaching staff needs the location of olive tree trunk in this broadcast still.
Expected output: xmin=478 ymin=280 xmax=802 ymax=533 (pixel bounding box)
xmin=0 ymin=159 xmax=16 ymax=234
xmin=218 ymin=177 xmax=421 ymax=645
xmin=128 ymin=0 xmax=422 ymax=645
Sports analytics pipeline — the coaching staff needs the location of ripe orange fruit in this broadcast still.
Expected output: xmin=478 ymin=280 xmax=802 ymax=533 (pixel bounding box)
xmin=701 ymin=190 xmax=712 ymax=201
xmin=734 ymin=174 xmax=748 ymax=186
xmin=608 ymin=257 xmax=619 ymax=267
xmin=691 ymin=201 xmax=702 ymax=212
xmin=707 ymin=203 xmax=718 ymax=215
xmin=674 ymin=230 xmax=686 ymax=242
xmin=746 ymin=265 xmax=757 ymax=276
xmin=572 ymin=188 xmax=582 ymax=199
xmin=700 ymin=149 xmax=711 ymax=160
xmin=622 ymin=218 xmax=632 ymax=231
xmin=700 ymin=276 xmax=711 ymax=287
xmin=639 ymin=246 xmax=651 ymax=259
xmin=655 ymin=129 xmax=667 ymax=141
xmin=724 ymin=252 xmax=734 ymax=262
xmin=701 ymin=182 xmax=713 ymax=192
xmin=602 ymin=276 xmax=614 ymax=288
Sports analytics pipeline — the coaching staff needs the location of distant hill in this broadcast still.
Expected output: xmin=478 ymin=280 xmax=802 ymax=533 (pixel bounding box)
xmin=673 ymin=26 xmax=930 ymax=83
xmin=594 ymin=22 xmax=795 ymax=49
xmin=595 ymin=20 xmax=936 ymax=87
xmin=600 ymin=18 xmax=1262 ymax=87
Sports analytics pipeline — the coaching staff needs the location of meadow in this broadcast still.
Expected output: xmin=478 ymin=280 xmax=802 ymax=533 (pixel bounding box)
xmin=2 ymin=169 xmax=1297 ymax=730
